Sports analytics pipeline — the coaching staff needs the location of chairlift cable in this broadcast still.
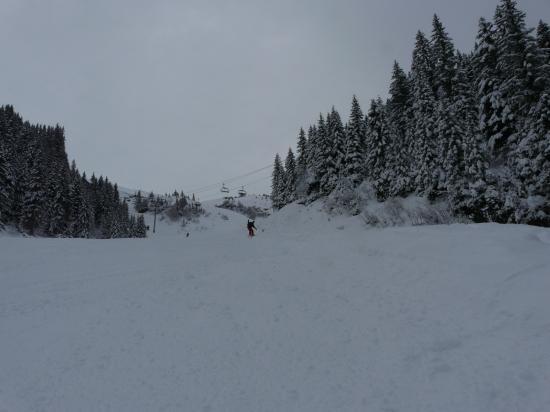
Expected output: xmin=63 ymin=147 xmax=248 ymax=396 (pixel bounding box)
xmin=184 ymin=164 xmax=272 ymax=194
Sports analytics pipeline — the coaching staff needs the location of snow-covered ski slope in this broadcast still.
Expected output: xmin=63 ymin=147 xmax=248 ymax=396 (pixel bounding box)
xmin=1 ymin=198 xmax=550 ymax=412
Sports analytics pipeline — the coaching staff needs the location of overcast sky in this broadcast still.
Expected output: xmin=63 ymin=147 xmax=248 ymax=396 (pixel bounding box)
xmin=2 ymin=0 xmax=548 ymax=198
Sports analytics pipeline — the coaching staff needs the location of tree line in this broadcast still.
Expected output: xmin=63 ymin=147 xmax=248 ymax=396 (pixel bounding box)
xmin=0 ymin=105 xmax=146 ymax=237
xmin=272 ymin=0 xmax=550 ymax=226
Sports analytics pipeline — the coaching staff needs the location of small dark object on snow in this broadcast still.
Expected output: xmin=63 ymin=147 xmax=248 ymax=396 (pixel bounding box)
xmin=186 ymin=232 xmax=190 ymax=237
xmin=247 ymin=219 xmax=257 ymax=237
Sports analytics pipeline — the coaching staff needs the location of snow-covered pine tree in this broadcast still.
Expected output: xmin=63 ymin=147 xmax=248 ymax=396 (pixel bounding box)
xmin=120 ymin=200 xmax=130 ymax=237
xmin=69 ymin=177 xmax=90 ymax=238
xmin=0 ymin=144 xmax=11 ymax=226
xmin=343 ymin=95 xmax=366 ymax=186
xmin=128 ymin=215 xmax=136 ymax=237
xmin=304 ymin=125 xmax=320 ymax=195
xmin=492 ymin=0 xmax=542 ymax=155
xmin=410 ymin=31 xmax=438 ymax=197
xmin=472 ymin=17 xmax=518 ymax=220
xmin=431 ymin=15 xmax=456 ymax=100
xmin=511 ymin=89 xmax=550 ymax=225
xmin=294 ymin=128 xmax=308 ymax=197
xmin=81 ymin=172 xmax=96 ymax=232
xmin=327 ymin=107 xmax=346 ymax=179
xmin=386 ymin=63 xmax=413 ymax=196
xmin=317 ymin=113 xmax=338 ymax=195
xmin=430 ymin=15 xmax=461 ymax=195
xmin=271 ymin=153 xmax=285 ymax=209
xmin=454 ymin=53 xmax=486 ymax=179
xmin=296 ymin=128 xmax=307 ymax=177
xmin=447 ymin=52 xmax=489 ymax=220
xmin=9 ymin=119 xmax=28 ymax=225
xmin=284 ymin=148 xmax=297 ymax=203
xmin=435 ymin=99 xmax=464 ymax=193
xmin=530 ymin=93 xmax=550 ymax=222
xmin=100 ymin=178 xmax=114 ymax=238
xmin=135 ymin=214 xmax=147 ymax=238
xmin=109 ymin=184 xmax=124 ymax=238
xmin=480 ymin=0 xmax=546 ymax=221
xmin=43 ymin=126 xmax=70 ymax=236
xmin=474 ymin=17 xmax=499 ymax=151
xmin=0 ymin=113 xmax=13 ymax=221
xmin=304 ymin=126 xmax=317 ymax=171
xmin=19 ymin=134 xmax=44 ymax=234
xmin=0 ymin=106 xmax=19 ymax=225
xmin=365 ymin=98 xmax=391 ymax=200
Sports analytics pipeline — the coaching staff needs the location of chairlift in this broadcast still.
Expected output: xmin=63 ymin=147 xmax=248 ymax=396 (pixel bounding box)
xmin=238 ymin=186 xmax=246 ymax=197
xmin=220 ymin=183 xmax=229 ymax=194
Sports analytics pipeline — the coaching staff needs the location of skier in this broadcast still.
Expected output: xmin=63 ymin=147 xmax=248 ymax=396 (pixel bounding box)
xmin=247 ymin=219 xmax=256 ymax=237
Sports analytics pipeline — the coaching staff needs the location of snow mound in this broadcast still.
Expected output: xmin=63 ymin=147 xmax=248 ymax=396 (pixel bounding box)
xmin=324 ymin=182 xmax=458 ymax=227
xmin=0 ymin=226 xmax=24 ymax=238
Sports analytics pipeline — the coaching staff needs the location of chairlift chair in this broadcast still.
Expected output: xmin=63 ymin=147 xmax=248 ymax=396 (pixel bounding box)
xmin=220 ymin=183 xmax=229 ymax=194
xmin=238 ymin=186 xmax=246 ymax=197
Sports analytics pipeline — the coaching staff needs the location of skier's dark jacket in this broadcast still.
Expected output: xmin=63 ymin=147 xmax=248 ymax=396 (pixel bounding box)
xmin=247 ymin=221 xmax=256 ymax=230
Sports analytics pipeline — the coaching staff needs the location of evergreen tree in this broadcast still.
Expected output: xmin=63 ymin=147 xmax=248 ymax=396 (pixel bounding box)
xmin=128 ymin=215 xmax=137 ymax=237
xmin=435 ymin=100 xmax=464 ymax=192
xmin=295 ymin=128 xmax=309 ymax=197
xmin=284 ymin=148 xmax=297 ymax=203
xmin=271 ymin=154 xmax=285 ymax=209
xmin=365 ymin=98 xmax=391 ymax=200
xmin=43 ymin=126 xmax=70 ymax=236
xmin=343 ymin=95 xmax=366 ymax=186
xmin=19 ymin=136 xmax=44 ymax=234
xmin=100 ymin=179 xmax=114 ymax=238
xmin=135 ymin=215 xmax=147 ymax=238
xmin=512 ymin=91 xmax=550 ymax=225
xmin=0 ymin=107 xmax=17 ymax=225
xmin=0 ymin=144 xmax=11 ymax=225
xmin=316 ymin=113 xmax=338 ymax=195
xmin=120 ymin=201 xmax=130 ymax=237
xmin=296 ymin=128 xmax=308 ymax=177
xmin=387 ymin=63 xmax=413 ymax=196
xmin=304 ymin=125 xmax=317 ymax=171
xmin=69 ymin=177 xmax=90 ymax=238
xmin=431 ymin=15 xmax=456 ymax=99
xmin=410 ymin=31 xmax=438 ymax=196
xmin=327 ymin=107 xmax=346 ymax=178
xmin=491 ymin=0 xmax=542 ymax=154
xmin=474 ymin=17 xmax=500 ymax=155
xmin=304 ymin=125 xmax=320 ymax=195
xmin=452 ymin=52 xmax=487 ymax=211
xmin=109 ymin=185 xmax=124 ymax=238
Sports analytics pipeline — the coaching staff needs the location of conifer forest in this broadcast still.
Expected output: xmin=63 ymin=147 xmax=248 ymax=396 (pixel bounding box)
xmin=272 ymin=0 xmax=550 ymax=227
xmin=0 ymin=106 xmax=146 ymax=238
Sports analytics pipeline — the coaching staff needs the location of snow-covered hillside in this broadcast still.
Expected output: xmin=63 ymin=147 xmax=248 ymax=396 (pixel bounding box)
xmin=1 ymin=199 xmax=550 ymax=412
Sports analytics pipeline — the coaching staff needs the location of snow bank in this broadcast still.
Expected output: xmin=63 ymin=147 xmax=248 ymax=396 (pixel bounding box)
xmin=0 ymin=226 xmax=24 ymax=238
xmin=323 ymin=181 xmax=460 ymax=227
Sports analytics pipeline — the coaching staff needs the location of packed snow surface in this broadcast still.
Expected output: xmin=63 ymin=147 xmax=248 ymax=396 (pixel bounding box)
xmin=1 ymin=199 xmax=550 ymax=412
